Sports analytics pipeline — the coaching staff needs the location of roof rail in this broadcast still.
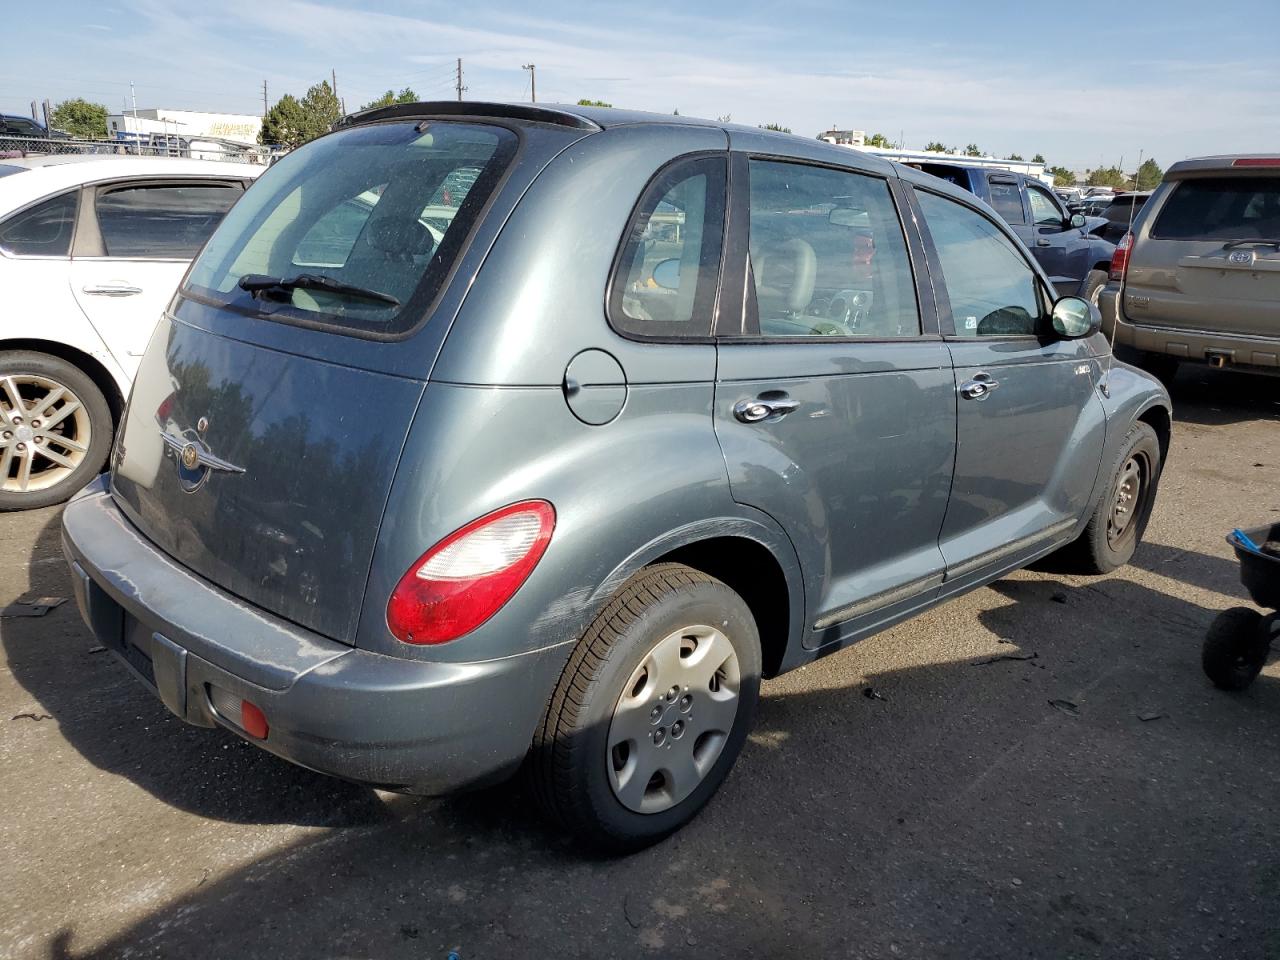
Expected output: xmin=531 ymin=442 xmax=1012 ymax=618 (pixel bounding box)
xmin=335 ymin=101 xmax=600 ymax=132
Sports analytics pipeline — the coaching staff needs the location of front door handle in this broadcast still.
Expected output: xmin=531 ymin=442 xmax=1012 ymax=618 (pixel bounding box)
xmin=959 ymin=373 xmax=1000 ymax=400
xmin=1036 ymin=239 xmax=1051 ymax=246
xmin=734 ymin=392 xmax=800 ymax=423
xmin=82 ymin=283 xmax=143 ymax=297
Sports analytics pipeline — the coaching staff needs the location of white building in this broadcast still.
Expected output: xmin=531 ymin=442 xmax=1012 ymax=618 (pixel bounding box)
xmin=107 ymin=109 xmax=262 ymax=146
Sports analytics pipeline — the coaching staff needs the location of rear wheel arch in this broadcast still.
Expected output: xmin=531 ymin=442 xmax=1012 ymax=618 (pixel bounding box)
xmin=589 ymin=522 xmax=804 ymax=680
xmin=0 ymin=338 xmax=126 ymax=424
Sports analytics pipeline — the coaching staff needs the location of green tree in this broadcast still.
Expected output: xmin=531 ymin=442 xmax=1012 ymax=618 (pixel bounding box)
xmin=49 ymin=98 xmax=108 ymax=138
xmin=865 ymin=132 xmax=891 ymax=147
xmin=1048 ymin=165 xmax=1076 ymax=187
xmin=259 ymin=93 xmax=308 ymax=147
xmin=1086 ymin=166 xmax=1127 ymax=189
xmin=923 ymin=141 xmax=952 ymax=154
xmin=963 ymin=143 xmax=982 ymax=157
xmin=577 ymin=98 xmax=613 ymax=108
xmin=1032 ymin=153 xmax=1045 ymax=164
xmin=759 ymin=123 xmax=791 ymax=133
xmin=360 ymin=87 xmax=419 ymax=111
xmin=1006 ymin=152 xmax=1024 ymax=161
xmin=1135 ymin=157 xmax=1163 ymax=191
xmin=261 ymin=80 xmax=342 ymax=148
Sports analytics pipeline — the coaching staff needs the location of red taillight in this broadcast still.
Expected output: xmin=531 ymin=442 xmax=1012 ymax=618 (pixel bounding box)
xmin=1232 ymin=157 xmax=1280 ymax=167
xmin=1110 ymin=232 xmax=1132 ymax=282
xmin=155 ymin=392 xmax=175 ymax=422
xmin=386 ymin=500 xmax=555 ymax=645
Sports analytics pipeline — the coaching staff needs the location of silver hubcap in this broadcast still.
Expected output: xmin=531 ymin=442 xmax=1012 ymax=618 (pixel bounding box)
xmin=0 ymin=375 xmax=91 ymax=494
xmin=1107 ymin=455 xmax=1143 ymax=546
xmin=607 ymin=624 xmax=741 ymax=814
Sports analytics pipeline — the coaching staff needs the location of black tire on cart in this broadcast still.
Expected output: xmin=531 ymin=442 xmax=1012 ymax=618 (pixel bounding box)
xmin=1202 ymin=606 xmax=1268 ymax=691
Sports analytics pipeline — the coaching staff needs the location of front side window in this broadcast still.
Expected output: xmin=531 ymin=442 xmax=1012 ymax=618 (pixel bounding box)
xmin=1027 ymin=185 xmax=1063 ymax=225
xmin=746 ymin=160 xmax=919 ymax=338
xmin=185 ymin=121 xmax=517 ymax=338
xmin=987 ymin=179 xmax=1025 ymax=224
xmin=917 ymin=190 xmax=1044 ymax=337
xmin=1151 ymin=176 xmax=1280 ymax=241
xmin=611 ymin=155 xmax=727 ymax=338
xmin=95 ymin=182 xmax=243 ymax=259
xmin=0 ymin=191 xmax=78 ymax=257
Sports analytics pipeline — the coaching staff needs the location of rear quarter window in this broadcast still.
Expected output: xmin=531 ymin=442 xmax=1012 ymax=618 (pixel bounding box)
xmin=183 ymin=120 xmax=517 ymax=339
xmin=1151 ymin=176 xmax=1280 ymax=240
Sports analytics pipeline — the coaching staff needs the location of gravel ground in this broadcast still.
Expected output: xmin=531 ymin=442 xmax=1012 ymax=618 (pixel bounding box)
xmin=2 ymin=367 xmax=1279 ymax=960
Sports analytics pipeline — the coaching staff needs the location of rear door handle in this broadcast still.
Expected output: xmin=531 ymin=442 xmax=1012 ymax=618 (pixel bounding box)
xmin=82 ymin=283 xmax=143 ymax=297
xmin=959 ymin=373 xmax=1000 ymax=400
xmin=1036 ymin=239 xmax=1051 ymax=246
xmin=734 ymin=392 xmax=800 ymax=423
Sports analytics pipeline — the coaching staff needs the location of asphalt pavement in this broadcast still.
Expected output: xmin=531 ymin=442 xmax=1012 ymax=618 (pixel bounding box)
xmin=2 ymin=366 xmax=1279 ymax=960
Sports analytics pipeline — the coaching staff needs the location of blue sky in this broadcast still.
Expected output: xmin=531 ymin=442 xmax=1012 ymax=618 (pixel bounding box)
xmin=4 ymin=0 xmax=1276 ymax=170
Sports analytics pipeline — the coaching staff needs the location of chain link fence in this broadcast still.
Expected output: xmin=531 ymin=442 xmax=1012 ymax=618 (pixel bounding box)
xmin=0 ymin=135 xmax=277 ymax=165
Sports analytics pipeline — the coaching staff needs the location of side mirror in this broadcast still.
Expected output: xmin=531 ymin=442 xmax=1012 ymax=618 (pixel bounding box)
xmin=1051 ymin=296 xmax=1101 ymax=339
xmin=651 ymin=258 xmax=681 ymax=290
xmin=1069 ymin=213 xmax=1087 ymax=229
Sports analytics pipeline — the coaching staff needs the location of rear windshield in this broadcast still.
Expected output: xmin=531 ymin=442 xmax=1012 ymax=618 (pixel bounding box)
xmin=183 ymin=120 xmax=517 ymax=337
xmin=1151 ymin=176 xmax=1280 ymax=241
xmin=0 ymin=163 xmax=28 ymax=178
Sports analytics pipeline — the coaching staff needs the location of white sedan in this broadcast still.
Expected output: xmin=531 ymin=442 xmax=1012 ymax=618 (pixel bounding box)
xmin=0 ymin=155 xmax=261 ymax=508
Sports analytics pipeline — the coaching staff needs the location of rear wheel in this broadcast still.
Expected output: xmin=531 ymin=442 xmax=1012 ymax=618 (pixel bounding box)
xmin=1202 ymin=607 xmax=1268 ymax=691
xmin=0 ymin=352 xmax=113 ymax=511
xmin=530 ymin=563 xmax=761 ymax=851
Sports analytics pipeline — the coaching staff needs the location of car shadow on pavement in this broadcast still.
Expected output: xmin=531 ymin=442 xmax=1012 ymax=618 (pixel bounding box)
xmin=31 ymin=562 xmax=1280 ymax=960
xmin=1164 ymin=366 xmax=1280 ymax=427
xmin=4 ymin=510 xmax=391 ymax=828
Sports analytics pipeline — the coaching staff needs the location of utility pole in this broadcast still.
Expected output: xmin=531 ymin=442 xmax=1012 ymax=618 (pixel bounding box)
xmin=455 ymin=58 xmax=466 ymax=101
xmin=130 ymin=80 xmax=137 ymax=117
xmin=262 ymin=80 xmax=268 ymax=117
xmin=331 ymin=67 xmax=338 ymax=100
xmin=522 ymin=63 xmax=536 ymax=103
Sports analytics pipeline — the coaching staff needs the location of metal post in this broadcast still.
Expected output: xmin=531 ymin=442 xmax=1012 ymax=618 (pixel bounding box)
xmin=523 ymin=63 xmax=536 ymax=103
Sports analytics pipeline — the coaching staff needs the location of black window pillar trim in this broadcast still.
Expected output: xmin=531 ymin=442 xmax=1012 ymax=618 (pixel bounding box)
xmin=901 ymin=184 xmax=958 ymax=337
xmin=888 ymin=176 xmax=941 ymax=338
xmin=712 ymin=151 xmax=752 ymax=338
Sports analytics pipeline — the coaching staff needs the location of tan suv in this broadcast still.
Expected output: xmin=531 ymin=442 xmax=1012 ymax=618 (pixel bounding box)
xmin=1100 ymin=156 xmax=1280 ymax=382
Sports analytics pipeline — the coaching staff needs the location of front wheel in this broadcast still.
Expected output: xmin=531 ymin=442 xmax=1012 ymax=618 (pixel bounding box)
xmin=1064 ymin=421 xmax=1162 ymax=574
xmin=530 ymin=563 xmax=761 ymax=852
xmin=1081 ymin=268 xmax=1108 ymax=308
xmin=0 ymin=351 xmax=113 ymax=511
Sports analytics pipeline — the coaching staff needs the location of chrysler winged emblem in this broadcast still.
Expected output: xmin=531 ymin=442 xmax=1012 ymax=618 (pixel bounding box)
xmin=160 ymin=421 xmax=245 ymax=493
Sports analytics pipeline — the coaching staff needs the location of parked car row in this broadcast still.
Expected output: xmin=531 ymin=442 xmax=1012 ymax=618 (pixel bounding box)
xmin=51 ymin=101 xmax=1170 ymax=851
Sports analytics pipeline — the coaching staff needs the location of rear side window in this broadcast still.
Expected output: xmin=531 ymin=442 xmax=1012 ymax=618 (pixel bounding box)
xmin=95 ymin=182 xmax=243 ymax=258
xmin=746 ymin=159 xmax=919 ymax=338
xmin=0 ymin=191 xmax=78 ymax=257
xmin=184 ymin=121 xmax=517 ymax=338
xmin=917 ymin=190 xmax=1044 ymax=337
xmin=611 ymin=155 xmax=727 ymax=338
xmin=1151 ymin=177 xmax=1280 ymax=240
xmin=987 ymin=179 xmax=1025 ymax=224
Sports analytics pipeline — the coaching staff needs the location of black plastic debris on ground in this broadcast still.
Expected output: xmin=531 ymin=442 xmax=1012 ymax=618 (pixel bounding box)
xmin=863 ymin=687 xmax=887 ymax=702
xmin=0 ymin=597 xmax=66 ymax=619
xmin=1048 ymin=699 xmax=1079 ymax=716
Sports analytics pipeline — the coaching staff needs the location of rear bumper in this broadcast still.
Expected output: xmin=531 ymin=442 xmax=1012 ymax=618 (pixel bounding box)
xmin=1099 ymin=284 xmax=1280 ymax=374
xmin=60 ymin=477 xmax=566 ymax=794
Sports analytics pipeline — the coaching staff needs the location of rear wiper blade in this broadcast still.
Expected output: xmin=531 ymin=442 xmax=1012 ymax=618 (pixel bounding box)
xmin=237 ymin=273 xmax=400 ymax=307
xmin=1222 ymin=239 xmax=1280 ymax=249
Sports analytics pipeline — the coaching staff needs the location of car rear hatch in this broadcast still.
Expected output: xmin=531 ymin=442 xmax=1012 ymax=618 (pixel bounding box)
xmin=108 ymin=112 xmax=571 ymax=644
xmin=1125 ymin=161 xmax=1280 ymax=338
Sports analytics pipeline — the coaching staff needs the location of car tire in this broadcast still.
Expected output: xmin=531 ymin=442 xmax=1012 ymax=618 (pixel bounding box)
xmin=529 ymin=562 xmax=761 ymax=852
xmin=1081 ymin=268 xmax=1108 ymax=307
xmin=1201 ymin=607 xmax=1268 ymax=691
xmin=0 ymin=351 xmax=113 ymax=511
xmin=1065 ymin=421 xmax=1162 ymax=574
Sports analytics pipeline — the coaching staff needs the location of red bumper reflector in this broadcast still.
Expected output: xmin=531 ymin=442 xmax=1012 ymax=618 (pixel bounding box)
xmin=241 ymin=700 xmax=269 ymax=739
